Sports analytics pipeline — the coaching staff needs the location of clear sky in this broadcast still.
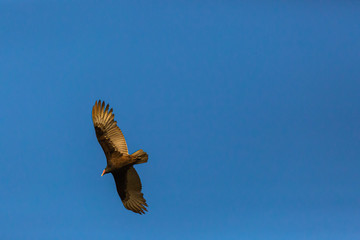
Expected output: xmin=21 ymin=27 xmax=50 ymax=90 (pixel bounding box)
xmin=1 ymin=1 xmax=359 ymax=239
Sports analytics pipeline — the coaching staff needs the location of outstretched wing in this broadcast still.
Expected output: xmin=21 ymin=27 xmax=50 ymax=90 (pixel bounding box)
xmin=92 ymin=100 xmax=128 ymax=159
xmin=112 ymin=167 xmax=148 ymax=214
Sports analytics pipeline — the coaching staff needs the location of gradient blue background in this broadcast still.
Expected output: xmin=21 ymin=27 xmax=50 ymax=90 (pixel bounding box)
xmin=1 ymin=1 xmax=359 ymax=239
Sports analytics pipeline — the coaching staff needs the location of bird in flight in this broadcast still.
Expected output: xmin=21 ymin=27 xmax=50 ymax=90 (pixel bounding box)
xmin=92 ymin=100 xmax=149 ymax=214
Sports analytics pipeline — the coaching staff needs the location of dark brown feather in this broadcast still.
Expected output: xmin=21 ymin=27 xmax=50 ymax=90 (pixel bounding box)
xmin=92 ymin=100 xmax=128 ymax=159
xmin=112 ymin=167 xmax=148 ymax=214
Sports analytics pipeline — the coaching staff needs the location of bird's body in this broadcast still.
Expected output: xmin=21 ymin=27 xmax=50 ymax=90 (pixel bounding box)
xmin=92 ymin=100 xmax=149 ymax=214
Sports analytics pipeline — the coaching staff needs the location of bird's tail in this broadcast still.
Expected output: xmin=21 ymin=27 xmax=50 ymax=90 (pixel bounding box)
xmin=131 ymin=149 xmax=148 ymax=164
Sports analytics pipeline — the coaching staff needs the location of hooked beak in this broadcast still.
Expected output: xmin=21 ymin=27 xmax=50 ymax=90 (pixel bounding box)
xmin=101 ymin=169 xmax=106 ymax=176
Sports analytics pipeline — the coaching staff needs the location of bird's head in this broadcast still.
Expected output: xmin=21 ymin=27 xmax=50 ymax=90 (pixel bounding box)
xmin=101 ymin=166 xmax=111 ymax=176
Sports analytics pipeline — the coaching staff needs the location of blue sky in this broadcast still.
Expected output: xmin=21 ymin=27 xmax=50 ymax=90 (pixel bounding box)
xmin=1 ymin=1 xmax=359 ymax=239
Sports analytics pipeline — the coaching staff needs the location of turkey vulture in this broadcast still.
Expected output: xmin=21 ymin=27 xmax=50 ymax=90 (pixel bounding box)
xmin=92 ymin=100 xmax=148 ymax=214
